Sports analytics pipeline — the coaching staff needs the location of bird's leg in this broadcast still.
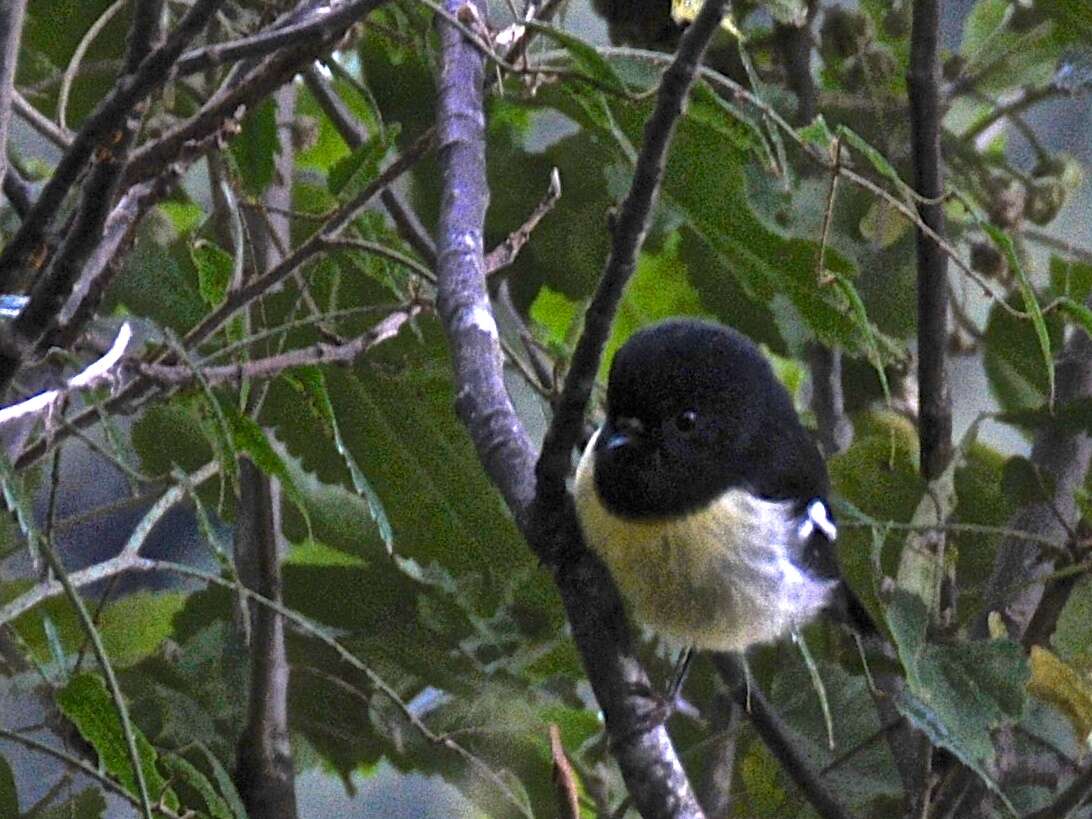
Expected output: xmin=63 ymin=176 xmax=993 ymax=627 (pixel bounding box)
xmin=665 ymin=645 xmax=694 ymax=704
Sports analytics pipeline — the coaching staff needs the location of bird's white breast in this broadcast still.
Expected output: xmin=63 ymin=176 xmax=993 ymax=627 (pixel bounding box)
xmin=573 ymin=430 xmax=837 ymax=652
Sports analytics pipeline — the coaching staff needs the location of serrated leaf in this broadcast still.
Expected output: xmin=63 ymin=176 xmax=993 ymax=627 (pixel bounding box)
xmin=226 ymin=406 xmax=312 ymax=537
xmin=191 ymin=239 xmax=234 ymax=307
xmin=56 ymin=673 xmax=177 ymax=810
xmin=885 ymin=591 xmax=1028 ymax=807
xmin=230 ymin=97 xmax=277 ymax=196
xmin=161 ymin=753 xmax=235 ymax=819
xmin=1028 ymin=645 xmax=1092 ymax=749
xmin=286 ymin=367 xmax=393 ymax=552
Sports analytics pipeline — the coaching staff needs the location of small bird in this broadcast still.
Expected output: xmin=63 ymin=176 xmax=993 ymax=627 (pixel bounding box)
xmin=573 ymin=318 xmax=865 ymax=657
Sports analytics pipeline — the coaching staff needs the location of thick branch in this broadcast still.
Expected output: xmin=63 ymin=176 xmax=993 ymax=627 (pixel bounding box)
xmin=434 ymin=0 xmax=536 ymax=520
xmin=908 ymin=0 xmax=952 ymax=480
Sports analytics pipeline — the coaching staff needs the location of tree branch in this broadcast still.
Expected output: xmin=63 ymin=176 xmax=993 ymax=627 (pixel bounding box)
xmin=908 ymin=0 xmax=952 ymax=481
xmin=139 ymin=303 xmax=420 ymax=388
xmin=434 ymin=0 xmax=537 ymax=520
xmin=122 ymin=0 xmax=389 ymax=190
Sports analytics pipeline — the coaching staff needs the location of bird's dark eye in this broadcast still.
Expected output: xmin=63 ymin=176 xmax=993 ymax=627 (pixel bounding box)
xmin=674 ymin=409 xmax=698 ymax=434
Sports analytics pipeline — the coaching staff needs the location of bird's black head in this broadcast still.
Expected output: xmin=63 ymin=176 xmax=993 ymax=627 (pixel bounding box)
xmin=593 ymin=319 xmax=828 ymax=519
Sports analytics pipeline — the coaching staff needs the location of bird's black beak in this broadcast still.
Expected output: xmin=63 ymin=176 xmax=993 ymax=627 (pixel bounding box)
xmin=603 ymin=416 xmax=644 ymax=451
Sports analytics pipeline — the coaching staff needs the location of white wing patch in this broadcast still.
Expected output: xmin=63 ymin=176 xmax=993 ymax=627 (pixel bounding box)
xmin=797 ymin=498 xmax=837 ymax=542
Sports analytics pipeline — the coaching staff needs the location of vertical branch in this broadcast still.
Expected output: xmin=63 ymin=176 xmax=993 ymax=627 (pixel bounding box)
xmin=908 ymin=0 xmax=952 ymax=480
xmin=900 ymin=3 xmax=952 ymax=812
xmin=232 ymin=81 xmax=299 ymax=819
xmin=0 ymin=0 xmax=27 ymax=189
xmin=234 ymin=461 xmax=299 ymax=819
xmin=434 ymin=0 xmax=537 ymax=522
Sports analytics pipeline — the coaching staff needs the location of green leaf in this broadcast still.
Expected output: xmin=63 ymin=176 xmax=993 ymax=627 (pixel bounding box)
xmin=886 ymin=591 xmax=1028 ymax=809
xmin=828 ymin=271 xmax=891 ymax=402
xmin=230 ymin=97 xmax=277 ymax=196
xmin=981 ymin=225 xmax=1054 ymax=405
xmin=1049 ymin=255 xmax=1092 ymax=303
xmin=961 ymin=0 xmax=1012 ymax=65
xmin=190 ymin=742 xmax=249 ymax=819
xmin=286 ymin=367 xmax=393 ymax=552
xmin=36 ymin=787 xmax=107 ymax=819
xmin=1056 ymin=296 xmax=1092 ymax=339
xmin=525 ymin=22 xmax=629 ymax=95
xmin=0 ymin=451 xmax=39 ymax=550
xmin=1028 ymin=645 xmax=1092 ymax=748
xmin=327 ymin=123 xmax=400 ymax=199
xmin=56 ymin=673 xmax=177 ymax=810
xmin=226 ymin=406 xmax=312 ymax=537
xmin=131 ymin=402 xmax=215 ymax=477
xmin=983 ymin=290 xmax=1063 ymax=416
xmin=161 ymin=753 xmax=235 ymax=819
xmin=838 ymin=125 xmax=913 ymax=197
xmin=158 ymin=200 xmax=204 ymax=236
xmin=529 ymin=285 xmax=581 ymax=353
xmin=191 ymin=239 xmax=234 ymax=307
xmin=99 ymin=592 xmax=189 ymax=668
xmin=797 ymin=114 xmax=836 ymax=152
xmin=0 ymin=755 xmax=17 ymax=818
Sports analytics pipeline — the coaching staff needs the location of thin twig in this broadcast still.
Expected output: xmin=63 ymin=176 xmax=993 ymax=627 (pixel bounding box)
xmin=485 ymin=167 xmax=561 ymax=274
